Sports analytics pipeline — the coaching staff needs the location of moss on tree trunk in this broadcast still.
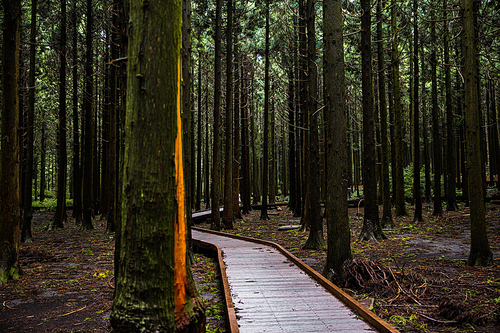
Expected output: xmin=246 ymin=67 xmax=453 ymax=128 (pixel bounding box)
xmin=110 ymin=0 xmax=205 ymax=330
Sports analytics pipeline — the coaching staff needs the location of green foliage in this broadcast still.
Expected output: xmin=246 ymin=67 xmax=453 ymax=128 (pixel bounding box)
xmin=33 ymin=198 xmax=73 ymax=212
xmin=401 ymin=164 xmax=445 ymax=199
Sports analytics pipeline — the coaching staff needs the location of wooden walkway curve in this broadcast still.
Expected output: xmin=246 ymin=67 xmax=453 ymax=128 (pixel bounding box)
xmin=192 ymin=226 xmax=399 ymax=333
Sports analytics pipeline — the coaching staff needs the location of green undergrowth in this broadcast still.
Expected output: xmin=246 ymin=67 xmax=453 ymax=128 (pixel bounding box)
xmin=192 ymin=253 xmax=226 ymax=333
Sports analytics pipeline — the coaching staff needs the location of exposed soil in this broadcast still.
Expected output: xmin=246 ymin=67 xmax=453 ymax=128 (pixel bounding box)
xmin=1 ymin=202 xmax=499 ymax=333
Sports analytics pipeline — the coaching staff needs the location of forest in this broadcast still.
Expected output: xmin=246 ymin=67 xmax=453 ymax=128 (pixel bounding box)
xmin=1 ymin=0 xmax=500 ymax=332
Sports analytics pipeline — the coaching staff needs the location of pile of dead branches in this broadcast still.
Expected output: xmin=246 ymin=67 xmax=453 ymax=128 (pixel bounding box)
xmin=340 ymin=258 xmax=499 ymax=327
xmin=342 ymin=258 xmax=426 ymax=302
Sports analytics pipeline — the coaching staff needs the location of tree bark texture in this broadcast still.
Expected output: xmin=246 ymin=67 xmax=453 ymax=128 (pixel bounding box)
xmin=431 ymin=9 xmax=443 ymax=216
xmin=1 ymin=0 xmax=21 ymax=284
xmin=82 ymin=0 xmax=94 ymax=230
xmin=360 ymin=0 xmax=384 ymax=241
xmin=376 ymin=0 xmax=393 ymax=228
xmin=110 ymin=0 xmax=205 ymax=330
xmin=303 ymin=0 xmax=324 ymax=250
xmin=261 ymin=0 xmax=270 ymax=220
xmin=22 ymin=0 xmax=37 ymax=243
xmin=391 ymin=0 xmax=406 ymax=217
xmin=52 ymin=0 xmax=68 ymax=230
xmin=323 ymin=0 xmax=352 ymax=279
xmin=412 ymin=0 xmax=423 ymax=222
xmin=223 ymin=0 xmax=234 ymax=229
xmin=211 ymin=0 xmax=222 ymax=230
xmin=462 ymin=0 xmax=493 ymax=267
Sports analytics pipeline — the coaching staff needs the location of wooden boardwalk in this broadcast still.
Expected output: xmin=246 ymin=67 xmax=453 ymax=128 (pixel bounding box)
xmin=192 ymin=228 xmax=388 ymax=333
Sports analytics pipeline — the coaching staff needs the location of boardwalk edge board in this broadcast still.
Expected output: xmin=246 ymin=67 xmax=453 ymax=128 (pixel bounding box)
xmin=191 ymin=237 xmax=240 ymax=333
xmin=192 ymin=226 xmax=400 ymax=333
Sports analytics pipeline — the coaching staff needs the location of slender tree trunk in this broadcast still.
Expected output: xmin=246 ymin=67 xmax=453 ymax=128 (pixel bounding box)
xmin=303 ymin=0 xmax=324 ymax=250
xmin=241 ymin=62 xmax=252 ymax=214
xmin=422 ymin=62 xmax=432 ymax=203
xmin=82 ymin=0 xmax=94 ymax=230
xmin=412 ymin=0 xmax=423 ymax=222
xmin=223 ymin=0 xmax=234 ymax=229
xmin=233 ymin=39 xmax=242 ymax=219
xmin=323 ymin=0 xmax=351 ymax=279
xmin=72 ymin=0 xmax=82 ymax=224
xmin=445 ymin=0 xmax=457 ymax=211
xmin=260 ymin=0 xmax=270 ymax=220
xmin=377 ymin=0 xmax=393 ymax=228
xmin=204 ymin=71 xmax=210 ymax=208
xmin=22 ymin=0 xmax=37 ymax=242
xmin=462 ymin=0 xmax=493 ymax=266
xmin=360 ymin=0 xmax=385 ymax=240
xmin=431 ymin=9 xmax=443 ymax=216
xmin=269 ymin=83 xmax=276 ymax=204
xmin=182 ymin=0 xmax=193 ymax=229
xmin=392 ymin=0 xmax=406 ymax=216
xmin=195 ymin=53 xmax=202 ymax=211
xmin=288 ymin=52 xmax=296 ymax=212
xmin=40 ymin=107 xmax=46 ymax=202
xmin=106 ymin=0 xmax=118 ymax=233
xmin=211 ymin=0 xmax=222 ymax=230
xmin=52 ymin=0 xmax=68 ymax=229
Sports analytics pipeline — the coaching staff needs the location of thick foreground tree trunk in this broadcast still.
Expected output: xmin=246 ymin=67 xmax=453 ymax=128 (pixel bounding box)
xmin=110 ymin=0 xmax=205 ymax=331
xmin=1 ymin=0 xmax=22 ymax=284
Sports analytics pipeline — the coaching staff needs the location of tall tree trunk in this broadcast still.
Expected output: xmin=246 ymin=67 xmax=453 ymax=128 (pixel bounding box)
xmin=376 ymin=0 xmax=393 ymax=228
xmin=233 ymin=39 xmax=242 ymax=219
xmin=22 ymin=0 xmax=37 ymax=242
xmin=288 ymin=51 xmax=296 ymax=213
xmin=223 ymin=0 xmax=234 ymax=229
xmin=445 ymin=0 xmax=457 ymax=211
xmin=110 ymin=0 xmax=205 ymax=329
xmin=72 ymin=0 xmax=82 ymax=224
xmin=195 ymin=53 xmax=202 ymax=211
xmin=392 ymin=0 xmax=406 ymax=216
xmin=0 ymin=0 xmax=21 ymax=284
xmin=40 ymin=107 xmax=46 ymax=202
xmin=241 ymin=62 xmax=252 ymax=214
xmin=431 ymin=8 xmax=443 ymax=216
xmin=182 ymin=0 xmax=192 ymax=229
xmin=260 ymin=0 xmax=270 ymax=220
xmin=269 ymin=83 xmax=276 ymax=204
xmin=82 ymin=0 xmax=94 ymax=230
xmin=106 ymin=0 xmax=119 ymax=233
xmin=303 ymin=0 xmax=324 ymax=250
xmin=360 ymin=0 xmax=385 ymax=241
xmin=294 ymin=1 xmax=305 ymax=218
xmin=211 ymin=0 xmax=222 ymax=230
xmin=412 ymin=0 xmax=423 ymax=222
xmin=52 ymin=0 xmax=68 ymax=230
xmin=462 ymin=0 xmax=493 ymax=266
xmin=204 ymin=70 xmax=210 ymax=208
xmin=323 ymin=0 xmax=351 ymax=279
xmin=422 ymin=62 xmax=432 ymax=203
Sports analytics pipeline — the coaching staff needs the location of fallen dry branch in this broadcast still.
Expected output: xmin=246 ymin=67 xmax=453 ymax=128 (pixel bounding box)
xmin=58 ymin=305 xmax=87 ymax=317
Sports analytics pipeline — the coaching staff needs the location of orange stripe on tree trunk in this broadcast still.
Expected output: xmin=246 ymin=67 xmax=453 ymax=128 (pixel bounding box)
xmin=174 ymin=52 xmax=187 ymax=319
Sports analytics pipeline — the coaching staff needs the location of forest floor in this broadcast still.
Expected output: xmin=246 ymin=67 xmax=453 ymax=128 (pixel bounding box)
xmin=0 ymin=202 xmax=499 ymax=333
xmin=0 ymin=212 xmax=226 ymax=333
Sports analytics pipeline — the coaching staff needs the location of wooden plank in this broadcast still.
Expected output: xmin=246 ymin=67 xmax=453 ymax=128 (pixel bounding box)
xmin=192 ymin=229 xmax=392 ymax=332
